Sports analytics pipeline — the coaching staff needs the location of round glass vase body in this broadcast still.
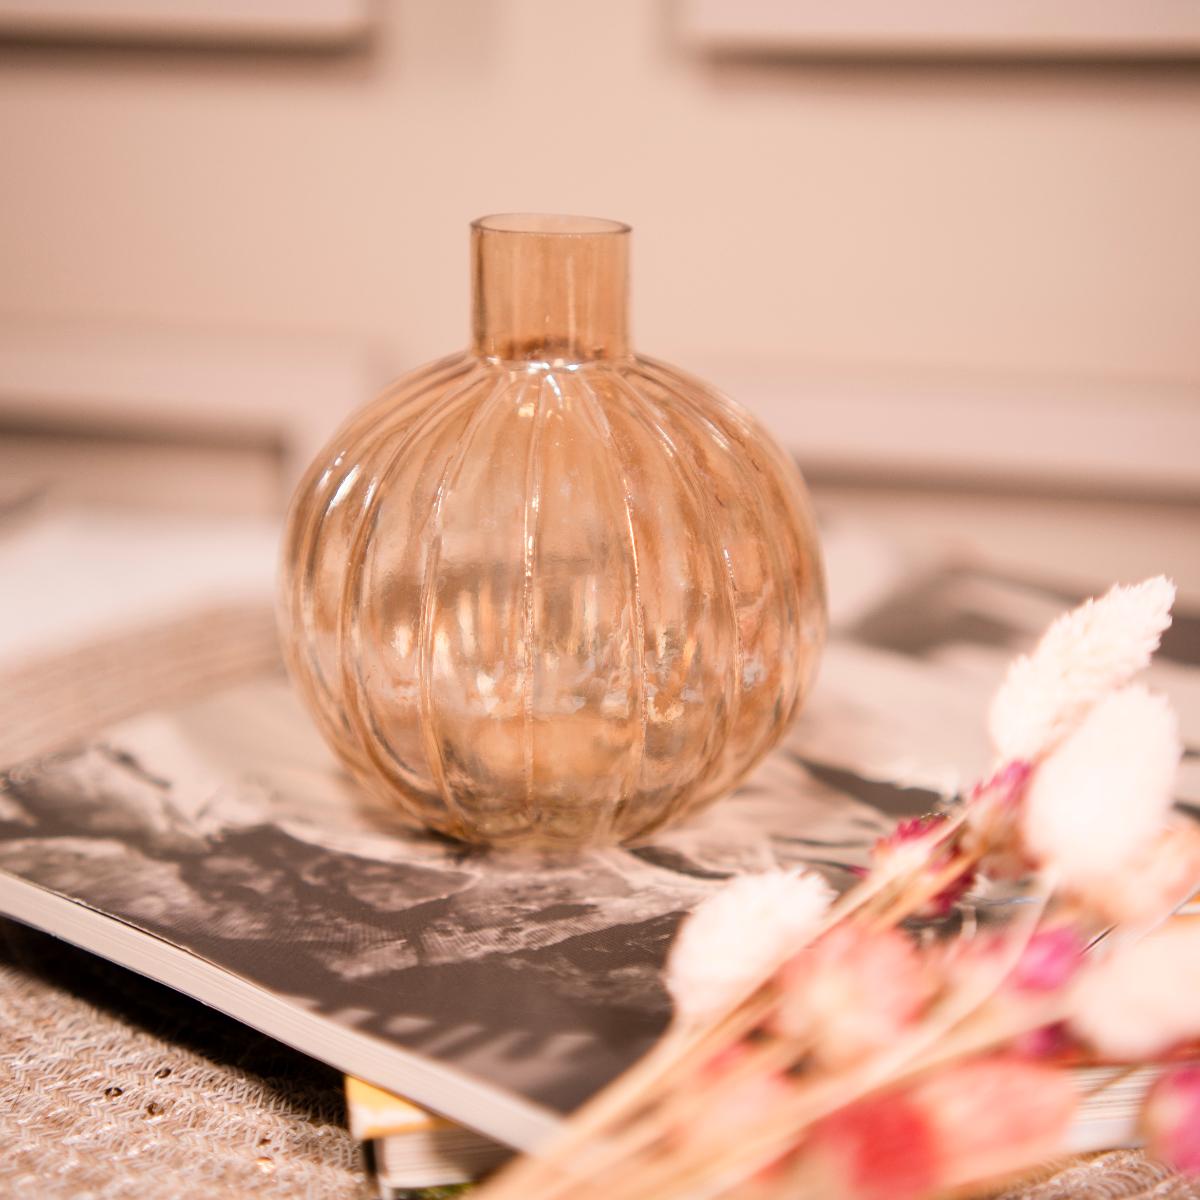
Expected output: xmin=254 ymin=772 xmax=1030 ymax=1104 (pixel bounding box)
xmin=280 ymin=214 xmax=826 ymax=848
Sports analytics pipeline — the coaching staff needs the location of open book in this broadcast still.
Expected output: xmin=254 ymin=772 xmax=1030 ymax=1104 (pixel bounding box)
xmin=0 ymin=557 xmax=1195 ymax=1163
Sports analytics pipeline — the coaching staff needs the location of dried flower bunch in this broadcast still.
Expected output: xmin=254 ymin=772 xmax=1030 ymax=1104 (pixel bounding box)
xmin=480 ymin=577 xmax=1200 ymax=1200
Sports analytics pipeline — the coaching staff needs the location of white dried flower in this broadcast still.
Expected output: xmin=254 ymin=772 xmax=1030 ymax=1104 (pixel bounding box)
xmin=1069 ymin=919 xmax=1200 ymax=1060
xmin=1021 ymin=685 xmax=1180 ymax=889
xmin=666 ymin=869 xmax=833 ymax=1023
xmin=1093 ymin=823 xmax=1200 ymax=926
xmin=989 ymin=576 xmax=1175 ymax=762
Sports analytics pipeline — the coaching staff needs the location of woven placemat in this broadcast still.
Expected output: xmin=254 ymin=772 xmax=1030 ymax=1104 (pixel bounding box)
xmin=0 ymin=603 xmax=283 ymax=769
xmin=990 ymin=1155 xmax=1198 ymax=1199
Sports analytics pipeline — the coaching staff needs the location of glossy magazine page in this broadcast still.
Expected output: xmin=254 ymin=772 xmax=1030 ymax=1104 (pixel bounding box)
xmin=0 ymin=550 xmax=1195 ymax=1150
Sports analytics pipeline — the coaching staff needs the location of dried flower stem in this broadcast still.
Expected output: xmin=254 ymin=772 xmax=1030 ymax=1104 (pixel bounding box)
xmin=485 ymin=811 xmax=1010 ymax=1200
xmin=524 ymin=884 xmax=1057 ymax=1200
xmin=480 ymin=579 xmax=1198 ymax=1200
xmin=868 ymin=853 xmax=977 ymax=930
xmin=490 ymin=822 xmax=991 ymax=1200
xmin=486 ymin=822 xmax=977 ymax=1200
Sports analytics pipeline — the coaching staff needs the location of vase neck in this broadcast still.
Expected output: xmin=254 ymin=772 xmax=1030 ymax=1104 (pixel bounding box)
xmin=470 ymin=213 xmax=631 ymax=365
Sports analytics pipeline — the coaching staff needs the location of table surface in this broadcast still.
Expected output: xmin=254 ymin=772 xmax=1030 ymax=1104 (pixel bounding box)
xmin=1 ymin=495 xmax=1197 ymax=1198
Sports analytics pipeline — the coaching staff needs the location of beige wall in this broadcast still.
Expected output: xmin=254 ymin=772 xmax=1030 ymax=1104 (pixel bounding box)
xmin=1 ymin=0 xmax=1198 ymax=386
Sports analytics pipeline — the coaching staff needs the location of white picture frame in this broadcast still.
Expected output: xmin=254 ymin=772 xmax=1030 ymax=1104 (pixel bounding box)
xmin=0 ymin=0 xmax=373 ymax=47
xmin=0 ymin=322 xmax=378 ymax=512
xmin=680 ymin=0 xmax=1200 ymax=58
xmin=690 ymin=355 xmax=1200 ymax=499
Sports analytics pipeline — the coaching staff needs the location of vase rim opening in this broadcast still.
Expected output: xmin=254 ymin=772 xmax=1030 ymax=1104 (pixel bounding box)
xmin=473 ymin=212 xmax=631 ymax=238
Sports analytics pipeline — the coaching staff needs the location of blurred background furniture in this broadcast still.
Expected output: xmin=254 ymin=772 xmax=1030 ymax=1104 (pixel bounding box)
xmin=679 ymin=0 xmax=1200 ymax=58
xmin=1 ymin=0 xmax=1195 ymax=576
xmin=0 ymin=0 xmax=374 ymax=48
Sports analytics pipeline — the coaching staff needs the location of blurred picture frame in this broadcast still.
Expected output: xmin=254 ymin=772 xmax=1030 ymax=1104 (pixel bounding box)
xmin=680 ymin=0 xmax=1200 ymax=58
xmin=691 ymin=357 xmax=1200 ymax=501
xmin=0 ymin=0 xmax=373 ymax=48
xmin=0 ymin=324 xmax=378 ymax=516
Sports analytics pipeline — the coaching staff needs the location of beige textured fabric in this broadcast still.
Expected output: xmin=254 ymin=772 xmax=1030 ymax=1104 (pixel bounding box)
xmin=992 ymin=1153 xmax=1200 ymax=1199
xmin=0 ymin=922 xmax=364 ymax=1200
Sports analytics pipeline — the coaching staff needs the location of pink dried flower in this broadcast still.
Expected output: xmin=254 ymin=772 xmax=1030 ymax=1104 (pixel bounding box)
xmin=963 ymin=761 xmax=1035 ymax=881
xmin=1069 ymin=920 xmax=1200 ymax=1060
xmin=936 ymin=924 xmax=1082 ymax=1011
xmin=870 ymin=814 xmax=950 ymax=880
xmin=666 ymin=869 xmax=834 ymax=1023
xmin=686 ymin=1045 xmax=794 ymax=1170
xmin=774 ymin=925 xmax=933 ymax=1067
xmin=1009 ymin=1022 xmax=1072 ymax=1060
xmin=925 ymin=863 xmax=977 ymax=918
xmin=805 ymin=1092 xmax=939 ymax=1200
xmin=970 ymin=760 xmax=1034 ymax=809
xmin=804 ymin=1059 xmax=1076 ymax=1200
xmin=1010 ymin=926 xmax=1086 ymax=993
xmin=874 ymin=814 xmax=976 ymax=916
xmin=989 ymin=576 xmax=1175 ymax=762
xmin=912 ymin=1057 xmax=1077 ymax=1187
xmin=1141 ymin=1066 xmax=1200 ymax=1176
xmin=687 ymin=1057 xmax=795 ymax=1147
xmin=700 ymin=1042 xmax=752 ymax=1081
xmin=1021 ymin=685 xmax=1181 ymax=893
xmin=887 ymin=815 xmax=947 ymax=847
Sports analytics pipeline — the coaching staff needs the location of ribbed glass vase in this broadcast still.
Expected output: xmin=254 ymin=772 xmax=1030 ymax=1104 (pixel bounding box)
xmin=280 ymin=214 xmax=825 ymax=848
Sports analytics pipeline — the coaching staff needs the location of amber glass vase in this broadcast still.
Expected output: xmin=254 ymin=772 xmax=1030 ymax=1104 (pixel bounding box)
xmin=280 ymin=214 xmax=825 ymax=848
